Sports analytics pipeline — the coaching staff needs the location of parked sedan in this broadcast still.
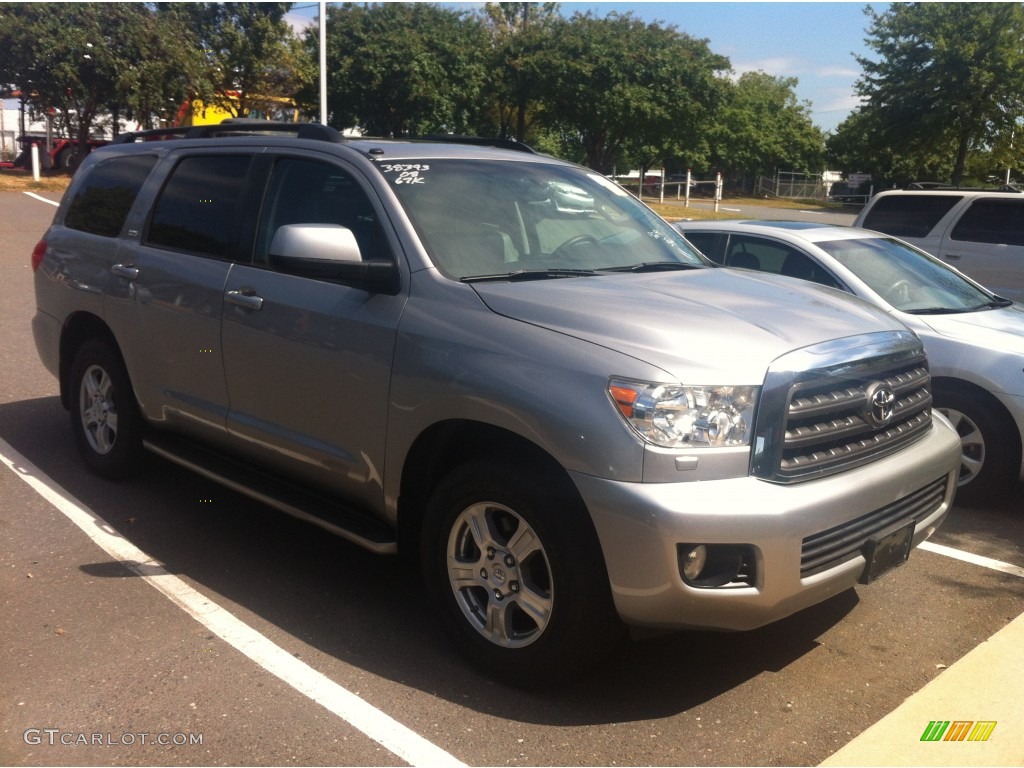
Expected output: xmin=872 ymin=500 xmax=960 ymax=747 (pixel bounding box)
xmin=675 ymin=220 xmax=1024 ymax=506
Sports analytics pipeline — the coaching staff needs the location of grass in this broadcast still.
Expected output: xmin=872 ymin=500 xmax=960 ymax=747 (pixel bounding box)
xmin=0 ymin=169 xmax=72 ymax=193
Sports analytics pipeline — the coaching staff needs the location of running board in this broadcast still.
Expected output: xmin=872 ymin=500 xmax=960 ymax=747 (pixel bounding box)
xmin=143 ymin=433 xmax=397 ymax=555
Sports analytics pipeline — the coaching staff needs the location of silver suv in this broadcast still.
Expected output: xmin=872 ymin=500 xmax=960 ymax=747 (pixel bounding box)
xmin=31 ymin=122 xmax=960 ymax=682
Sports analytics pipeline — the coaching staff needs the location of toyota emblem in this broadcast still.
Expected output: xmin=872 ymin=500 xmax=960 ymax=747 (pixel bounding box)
xmin=863 ymin=382 xmax=896 ymax=428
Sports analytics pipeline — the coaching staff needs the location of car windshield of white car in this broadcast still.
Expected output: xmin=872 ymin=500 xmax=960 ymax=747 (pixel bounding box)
xmin=817 ymin=237 xmax=999 ymax=314
xmin=379 ymin=159 xmax=707 ymax=280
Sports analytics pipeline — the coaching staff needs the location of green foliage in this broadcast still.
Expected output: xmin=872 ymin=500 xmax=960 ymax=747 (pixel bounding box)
xmin=477 ymin=2 xmax=560 ymax=142
xmin=0 ymin=3 xmax=199 ymax=139
xmin=832 ymin=2 xmax=1024 ymax=186
xmin=166 ymin=3 xmax=313 ymax=119
xmin=536 ymin=11 xmax=729 ymax=172
xmin=707 ymin=72 xmax=824 ymax=178
xmin=321 ymin=3 xmax=489 ymax=137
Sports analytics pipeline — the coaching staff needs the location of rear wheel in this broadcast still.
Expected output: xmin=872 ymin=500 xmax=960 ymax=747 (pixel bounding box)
xmin=933 ymin=384 xmax=1020 ymax=507
xmin=68 ymin=339 xmax=144 ymax=479
xmin=422 ymin=461 xmax=624 ymax=684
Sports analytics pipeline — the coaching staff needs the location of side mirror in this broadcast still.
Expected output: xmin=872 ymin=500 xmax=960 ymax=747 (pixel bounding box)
xmin=268 ymin=223 xmax=400 ymax=294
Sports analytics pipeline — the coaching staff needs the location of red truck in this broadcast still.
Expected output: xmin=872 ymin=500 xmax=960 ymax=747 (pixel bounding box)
xmin=5 ymin=134 xmax=108 ymax=172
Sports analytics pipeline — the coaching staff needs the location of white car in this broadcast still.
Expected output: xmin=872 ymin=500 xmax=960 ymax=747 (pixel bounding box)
xmin=676 ymin=220 xmax=1024 ymax=506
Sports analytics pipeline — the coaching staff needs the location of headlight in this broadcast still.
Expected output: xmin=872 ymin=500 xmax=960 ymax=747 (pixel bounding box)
xmin=608 ymin=378 xmax=758 ymax=448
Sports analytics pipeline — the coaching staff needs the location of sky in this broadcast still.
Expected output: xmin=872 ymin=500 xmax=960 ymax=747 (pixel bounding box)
xmin=4 ymin=2 xmax=883 ymax=135
xmin=285 ymin=1 xmax=886 ymax=134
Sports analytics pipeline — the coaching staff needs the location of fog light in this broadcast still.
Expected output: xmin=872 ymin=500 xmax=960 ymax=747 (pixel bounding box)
xmin=678 ymin=544 xmax=757 ymax=588
xmin=681 ymin=545 xmax=707 ymax=581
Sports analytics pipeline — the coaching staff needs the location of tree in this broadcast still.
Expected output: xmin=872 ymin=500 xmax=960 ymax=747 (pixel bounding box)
xmin=478 ymin=2 xmax=560 ymax=142
xmin=708 ymin=71 xmax=824 ymax=184
xmin=853 ymin=2 xmax=1024 ymax=186
xmin=0 ymin=4 xmax=198 ymax=156
xmin=321 ymin=3 xmax=489 ymax=136
xmin=168 ymin=3 xmax=313 ymax=120
xmin=537 ymin=11 xmax=729 ymax=172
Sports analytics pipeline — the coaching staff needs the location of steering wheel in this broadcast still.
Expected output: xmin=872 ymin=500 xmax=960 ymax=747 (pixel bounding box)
xmin=552 ymin=234 xmax=598 ymax=260
xmin=888 ymin=279 xmax=912 ymax=304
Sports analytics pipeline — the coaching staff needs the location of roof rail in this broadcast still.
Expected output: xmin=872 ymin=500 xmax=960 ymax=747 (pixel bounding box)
xmin=111 ymin=120 xmax=341 ymax=144
xmin=417 ymin=134 xmax=537 ymax=154
xmin=905 ymin=181 xmax=1022 ymax=193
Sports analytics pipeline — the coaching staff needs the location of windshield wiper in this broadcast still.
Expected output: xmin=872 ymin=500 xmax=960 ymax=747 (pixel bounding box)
xmin=599 ymin=262 xmax=703 ymax=273
xmin=905 ymin=297 xmax=1014 ymax=315
xmin=462 ymin=268 xmax=600 ymax=283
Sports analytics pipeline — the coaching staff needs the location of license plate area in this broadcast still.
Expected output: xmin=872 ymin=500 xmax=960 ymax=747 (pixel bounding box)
xmin=860 ymin=521 xmax=915 ymax=584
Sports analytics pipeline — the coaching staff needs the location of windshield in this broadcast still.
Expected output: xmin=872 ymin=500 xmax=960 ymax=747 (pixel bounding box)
xmin=816 ymin=236 xmax=1002 ymax=313
xmin=378 ymin=158 xmax=706 ymax=279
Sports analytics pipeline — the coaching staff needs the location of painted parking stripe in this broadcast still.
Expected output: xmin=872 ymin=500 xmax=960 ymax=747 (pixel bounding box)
xmin=0 ymin=437 xmax=466 ymax=768
xmin=23 ymin=191 xmax=59 ymax=206
xmin=919 ymin=540 xmax=1024 ymax=578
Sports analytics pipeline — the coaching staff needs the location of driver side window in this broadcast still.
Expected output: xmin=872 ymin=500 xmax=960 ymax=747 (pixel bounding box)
xmin=255 ymin=157 xmax=392 ymax=265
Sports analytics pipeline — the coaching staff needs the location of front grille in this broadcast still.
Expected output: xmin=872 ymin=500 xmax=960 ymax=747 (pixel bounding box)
xmin=800 ymin=476 xmax=947 ymax=578
xmin=780 ymin=365 xmax=932 ymax=480
xmin=751 ymin=332 xmax=934 ymax=483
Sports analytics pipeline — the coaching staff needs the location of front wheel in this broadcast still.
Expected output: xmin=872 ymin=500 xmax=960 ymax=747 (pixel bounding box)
xmin=421 ymin=462 xmax=624 ymax=684
xmin=68 ymin=339 xmax=144 ymax=479
xmin=934 ymin=385 xmax=1021 ymax=507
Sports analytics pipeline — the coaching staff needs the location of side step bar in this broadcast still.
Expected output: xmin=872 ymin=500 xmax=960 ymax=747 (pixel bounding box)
xmin=143 ymin=433 xmax=397 ymax=555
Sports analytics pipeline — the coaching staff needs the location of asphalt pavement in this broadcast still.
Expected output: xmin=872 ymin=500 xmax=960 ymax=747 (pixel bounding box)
xmin=3 ymin=187 xmax=1021 ymax=767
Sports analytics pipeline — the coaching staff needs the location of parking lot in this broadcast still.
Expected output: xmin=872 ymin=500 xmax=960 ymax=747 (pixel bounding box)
xmin=2 ymin=189 xmax=1022 ymax=766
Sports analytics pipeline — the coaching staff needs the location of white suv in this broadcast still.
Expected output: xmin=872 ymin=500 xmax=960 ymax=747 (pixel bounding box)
xmin=854 ymin=190 xmax=1024 ymax=303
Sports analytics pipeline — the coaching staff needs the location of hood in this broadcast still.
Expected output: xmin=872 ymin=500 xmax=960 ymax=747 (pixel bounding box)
xmin=472 ymin=269 xmax=907 ymax=382
xmin=913 ymin=301 xmax=1024 ymax=354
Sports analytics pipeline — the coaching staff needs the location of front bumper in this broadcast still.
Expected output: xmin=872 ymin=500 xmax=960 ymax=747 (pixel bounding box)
xmin=572 ymin=414 xmax=961 ymax=631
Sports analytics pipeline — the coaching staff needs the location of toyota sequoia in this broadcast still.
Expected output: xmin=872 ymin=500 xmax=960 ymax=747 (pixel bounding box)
xmin=31 ymin=122 xmax=961 ymax=682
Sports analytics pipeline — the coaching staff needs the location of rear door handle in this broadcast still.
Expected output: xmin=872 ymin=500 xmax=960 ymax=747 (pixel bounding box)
xmin=111 ymin=263 xmax=139 ymax=280
xmin=225 ymin=288 xmax=264 ymax=311
xmin=943 ymin=253 xmax=961 ymax=261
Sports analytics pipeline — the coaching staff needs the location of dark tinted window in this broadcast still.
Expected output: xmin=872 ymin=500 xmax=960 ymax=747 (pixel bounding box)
xmin=950 ymin=199 xmax=1024 ymax=245
xmin=255 ymin=157 xmax=392 ymax=265
xmin=861 ymin=194 xmax=962 ymax=238
xmin=147 ymin=155 xmax=251 ymax=258
xmin=680 ymin=231 xmax=725 ymax=263
xmin=726 ymin=234 xmax=842 ymax=288
xmin=65 ymin=154 xmax=157 ymax=237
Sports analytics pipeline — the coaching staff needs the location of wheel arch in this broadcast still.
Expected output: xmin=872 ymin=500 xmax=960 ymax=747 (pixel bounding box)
xmin=59 ymin=312 xmax=121 ymax=410
xmin=932 ymin=375 xmax=1024 ymax=486
xmin=396 ymin=420 xmax=594 ymax=558
xmin=932 ymin=376 xmax=1023 ymax=446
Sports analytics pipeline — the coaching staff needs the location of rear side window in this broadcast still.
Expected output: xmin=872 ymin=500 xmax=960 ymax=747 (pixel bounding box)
xmin=681 ymin=231 xmax=725 ymax=263
xmin=65 ymin=154 xmax=157 ymax=237
xmin=861 ymin=195 xmax=962 ymax=238
xmin=950 ymin=199 xmax=1024 ymax=245
xmin=147 ymin=155 xmax=251 ymax=259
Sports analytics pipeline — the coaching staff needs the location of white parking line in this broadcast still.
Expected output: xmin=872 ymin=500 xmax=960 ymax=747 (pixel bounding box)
xmin=23 ymin=191 xmax=60 ymax=206
xmin=0 ymin=437 xmax=466 ymax=768
xmin=919 ymin=540 xmax=1024 ymax=578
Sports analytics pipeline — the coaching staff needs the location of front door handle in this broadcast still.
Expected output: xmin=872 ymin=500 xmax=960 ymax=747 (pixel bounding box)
xmin=225 ymin=288 xmax=264 ymax=311
xmin=111 ymin=263 xmax=139 ymax=280
xmin=943 ymin=253 xmax=962 ymax=261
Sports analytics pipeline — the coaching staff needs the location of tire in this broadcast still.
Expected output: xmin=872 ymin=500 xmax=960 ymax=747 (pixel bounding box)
xmin=68 ymin=339 xmax=145 ymax=479
xmin=421 ymin=461 xmax=624 ymax=685
xmin=56 ymin=146 xmax=84 ymax=172
xmin=933 ymin=384 xmax=1021 ymax=507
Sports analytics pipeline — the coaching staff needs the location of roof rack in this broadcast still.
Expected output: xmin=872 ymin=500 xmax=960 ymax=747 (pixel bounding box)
xmin=111 ymin=120 xmax=341 ymax=144
xmin=905 ymin=181 xmax=1021 ymax=193
xmin=417 ymin=134 xmax=537 ymax=154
